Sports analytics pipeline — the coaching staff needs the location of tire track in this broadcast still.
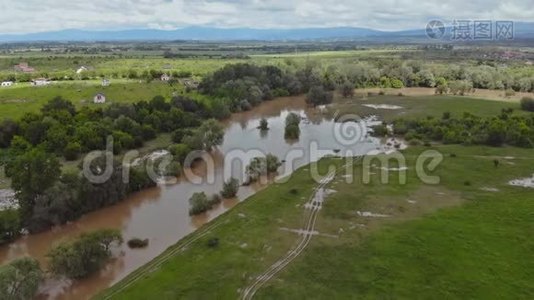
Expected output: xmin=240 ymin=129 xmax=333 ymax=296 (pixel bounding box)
xmin=241 ymin=158 xmax=360 ymax=300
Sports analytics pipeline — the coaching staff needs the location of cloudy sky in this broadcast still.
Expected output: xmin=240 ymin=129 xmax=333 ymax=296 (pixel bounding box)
xmin=0 ymin=0 xmax=533 ymax=34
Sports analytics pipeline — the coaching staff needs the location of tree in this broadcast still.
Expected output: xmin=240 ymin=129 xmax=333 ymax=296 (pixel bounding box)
xmin=258 ymin=118 xmax=269 ymax=131
xmin=0 ymin=210 xmax=21 ymax=245
xmin=246 ymin=154 xmax=281 ymax=182
xmin=168 ymin=143 xmax=191 ymax=165
xmin=10 ymin=148 xmax=61 ymax=222
xmin=0 ymin=257 xmax=43 ymax=300
xmin=41 ymin=96 xmax=76 ymax=116
xmin=183 ymin=119 xmax=224 ymax=151
xmin=305 ymin=86 xmax=333 ymax=107
xmin=285 ymin=113 xmax=301 ymax=139
xmin=520 ymin=97 xmax=534 ymax=112
xmin=47 ymin=229 xmax=123 ymax=279
xmin=339 ymin=81 xmax=355 ymax=98
xmin=220 ymin=178 xmax=239 ymax=198
xmin=285 ymin=124 xmax=300 ymax=139
xmin=189 ymin=192 xmax=211 ymax=215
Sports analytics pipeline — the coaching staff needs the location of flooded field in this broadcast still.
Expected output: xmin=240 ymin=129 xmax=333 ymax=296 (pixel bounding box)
xmin=0 ymin=96 xmax=381 ymax=299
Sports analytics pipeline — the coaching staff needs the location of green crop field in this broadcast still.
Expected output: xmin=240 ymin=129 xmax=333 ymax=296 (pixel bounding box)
xmin=99 ymin=144 xmax=534 ymax=299
xmin=0 ymin=80 xmax=191 ymax=120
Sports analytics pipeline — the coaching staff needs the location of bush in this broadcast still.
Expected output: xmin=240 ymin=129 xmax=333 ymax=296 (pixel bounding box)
xmin=246 ymin=154 xmax=281 ymax=182
xmin=0 ymin=209 xmax=21 ymax=245
xmin=371 ymin=124 xmax=388 ymax=137
xmin=289 ymin=188 xmax=299 ymax=195
xmin=520 ymin=97 xmax=534 ymax=112
xmin=258 ymin=118 xmax=269 ymax=131
xmin=220 ymin=177 xmax=239 ymax=198
xmin=127 ymin=238 xmax=149 ymax=248
xmin=284 ymin=124 xmax=300 ymax=139
xmin=207 ymin=238 xmax=219 ymax=248
xmin=188 ymin=192 xmax=211 ymax=215
xmin=63 ymin=142 xmax=81 ymax=161
xmin=209 ymin=194 xmax=222 ymax=206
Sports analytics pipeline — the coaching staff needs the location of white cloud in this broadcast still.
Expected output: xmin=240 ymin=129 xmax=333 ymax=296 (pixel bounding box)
xmin=0 ymin=0 xmax=532 ymax=34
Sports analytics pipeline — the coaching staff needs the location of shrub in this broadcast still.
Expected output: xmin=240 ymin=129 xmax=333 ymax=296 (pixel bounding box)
xmin=63 ymin=142 xmax=81 ymax=161
xmin=127 ymin=238 xmax=149 ymax=248
xmin=209 ymin=194 xmax=222 ymax=206
xmin=0 ymin=209 xmax=21 ymax=245
xmin=520 ymin=97 xmax=534 ymax=112
xmin=289 ymin=188 xmax=299 ymax=195
xmin=220 ymin=177 xmax=240 ymax=198
xmin=371 ymin=124 xmax=388 ymax=137
xmin=284 ymin=124 xmax=300 ymax=139
xmin=246 ymin=154 xmax=281 ymax=182
xmin=188 ymin=192 xmax=211 ymax=215
xmin=505 ymin=89 xmax=516 ymax=97
xmin=258 ymin=118 xmax=269 ymax=131
xmin=464 ymin=180 xmax=471 ymax=186
xmin=207 ymin=238 xmax=219 ymax=248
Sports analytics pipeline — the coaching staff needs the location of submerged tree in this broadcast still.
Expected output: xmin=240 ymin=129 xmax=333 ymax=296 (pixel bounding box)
xmin=246 ymin=154 xmax=282 ymax=182
xmin=47 ymin=229 xmax=123 ymax=279
xmin=0 ymin=257 xmax=43 ymax=300
xmin=284 ymin=113 xmax=301 ymax=139
xmin=188 ymin=192 xmax=211 ymax=216
xmin=258 ymin=118 xmax=269 ymax=131
xmin=220 ymin=177 xmax=240 ymax=198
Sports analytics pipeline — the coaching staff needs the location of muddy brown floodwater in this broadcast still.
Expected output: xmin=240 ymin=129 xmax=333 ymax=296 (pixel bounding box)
xmin=0 ymin=96 xmax=380 ymax=299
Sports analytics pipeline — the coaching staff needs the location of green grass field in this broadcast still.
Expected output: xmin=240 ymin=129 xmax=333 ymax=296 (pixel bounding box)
xmin=98 ymin=145 xmax=534 ymax=299
xmin=332 ymin=94 xmax=526 ymax=121
xmin=0 ymin=80 xmax=190 ymax=120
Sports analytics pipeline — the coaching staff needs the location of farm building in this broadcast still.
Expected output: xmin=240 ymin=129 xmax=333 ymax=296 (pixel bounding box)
xmin=1 ymin=81 xmax=13 ymax=87
xmin=102 ymin=79 xmax=110 ymax=86
xmin=93 ymin=93 xmax=106 ymax=104
xmin=31 ymin=78 xmax=51 ymax=86
xmin=161 ymin=74 xmax=171 ymax=81
xmin=14 ymin=62 xmax=35 ymax=73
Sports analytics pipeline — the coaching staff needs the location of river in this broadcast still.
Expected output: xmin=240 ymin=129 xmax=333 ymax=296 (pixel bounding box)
xmin=0 ymin=96 xmax=381 ymax=299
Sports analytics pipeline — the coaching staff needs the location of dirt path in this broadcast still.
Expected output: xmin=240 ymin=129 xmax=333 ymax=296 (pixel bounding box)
xmin=241 ymin=159 xmax=359 ymax=300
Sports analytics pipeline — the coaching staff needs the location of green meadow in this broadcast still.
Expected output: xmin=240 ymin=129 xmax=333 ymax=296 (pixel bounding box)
xmin=99 ymin=145 xmax=534 ymax=299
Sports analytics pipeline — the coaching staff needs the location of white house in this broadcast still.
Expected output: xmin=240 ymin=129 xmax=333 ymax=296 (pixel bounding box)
xmin=161 ymin=74 xmax=171 ymax=81
xmin=102 ymin=79 xmax=110 ymax=87
xmin=93 ymin=93 xmax=106 ymax=104
xmin=76 ymin=66 xmax=88 ymax=74
xmin=1 ymin=81 xmax=13 ymax=87
xmin=31 ymin=78 xmax=51 ymax=86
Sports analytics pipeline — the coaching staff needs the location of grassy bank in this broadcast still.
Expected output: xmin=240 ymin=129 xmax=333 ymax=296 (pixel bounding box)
xmin=99 ymin=145 xmax=534 ymax=299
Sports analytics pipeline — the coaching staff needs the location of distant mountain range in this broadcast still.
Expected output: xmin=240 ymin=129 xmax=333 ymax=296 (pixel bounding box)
xmin=1 ymin=23 xmax=534 ymax=42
